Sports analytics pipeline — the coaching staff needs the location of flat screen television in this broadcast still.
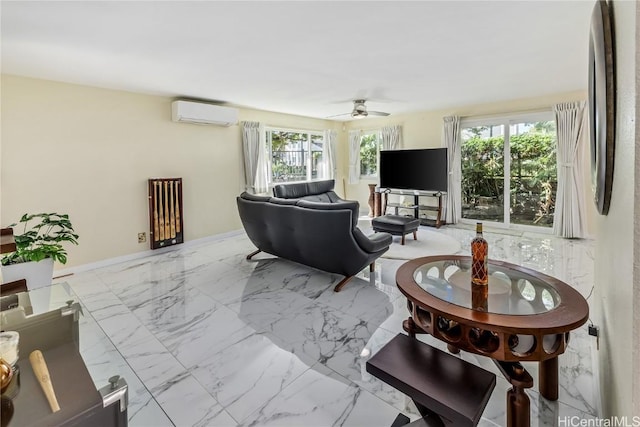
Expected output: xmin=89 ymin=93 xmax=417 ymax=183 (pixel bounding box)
xmin=379 ymin=148 xmax=448 ymax=192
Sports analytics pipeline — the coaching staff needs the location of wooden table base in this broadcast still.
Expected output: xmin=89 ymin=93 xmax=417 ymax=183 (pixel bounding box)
xmin=539 ymin=357 xmax=559 ymax=401
xmin=494 ymin=361 xmax=533 ymax=427
xmin=507 ymin=386 xmax=530 ymax=427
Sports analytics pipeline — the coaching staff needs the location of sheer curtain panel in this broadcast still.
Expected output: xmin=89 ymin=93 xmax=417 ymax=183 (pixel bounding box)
xmin=380 ymin=125 xmax=402 ymax=151
xmin=348 ymin=130 xmax=362 ymax=184
xmin=241 ymin=121 xmax=269 ymax=194
xmin=322 ymin=129 xmax=337 ymax=179
xmin=553 ymin=101 xmax=587 ymax=238
xmin=242 ymin=121 xmax=261 ymax=193
xmin=443 ymin=116 xmax=461 ymax=224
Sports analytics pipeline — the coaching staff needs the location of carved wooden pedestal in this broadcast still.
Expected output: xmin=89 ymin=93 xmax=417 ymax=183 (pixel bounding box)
xmin=367 ymin=184 xmax=376 ymax=217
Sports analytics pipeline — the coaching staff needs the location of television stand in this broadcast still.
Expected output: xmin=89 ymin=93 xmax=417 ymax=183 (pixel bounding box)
xmin=381 ymin=190 xmax=444 ymax=228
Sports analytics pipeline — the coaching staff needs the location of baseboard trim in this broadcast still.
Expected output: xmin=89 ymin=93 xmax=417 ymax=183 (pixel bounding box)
xmin=53 ymin=229 xmax=245 ymax=277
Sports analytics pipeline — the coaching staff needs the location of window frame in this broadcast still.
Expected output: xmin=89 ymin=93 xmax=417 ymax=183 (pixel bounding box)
xmin=459 ymin=110 xmax=556 ymax=233
xmin=359 ymin=130 xmax=381 ymax=179
xmin=265 ymin=126 xmax=324 ymax=186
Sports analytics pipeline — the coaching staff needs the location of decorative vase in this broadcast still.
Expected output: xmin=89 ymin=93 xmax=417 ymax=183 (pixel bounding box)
xmin=1 ymin=258 xmax=54 ymax=290
xmin=367 ymin=184 xmax=376 ymax=217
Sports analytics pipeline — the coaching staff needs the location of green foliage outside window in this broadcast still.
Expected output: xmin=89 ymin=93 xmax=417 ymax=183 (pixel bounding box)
xmin=360 ymin=134 xmax=378 ymax=176
xmin=462 ymin=132 xmax=557 ymax=225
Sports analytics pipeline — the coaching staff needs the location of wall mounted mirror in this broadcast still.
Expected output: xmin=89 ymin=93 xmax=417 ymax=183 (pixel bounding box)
xmin=588 ymin=0 xmax=615 ymax=215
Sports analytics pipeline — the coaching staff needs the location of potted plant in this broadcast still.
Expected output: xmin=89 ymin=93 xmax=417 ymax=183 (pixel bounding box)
xmin=1 ymin=213 xmax=79 ymax=289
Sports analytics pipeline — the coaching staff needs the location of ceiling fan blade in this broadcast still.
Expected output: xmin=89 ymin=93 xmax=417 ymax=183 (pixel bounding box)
xmin=325 ymin=112 xmax=353 ymax=119
xmin=368 ymin=111 xmax=390 ymax=116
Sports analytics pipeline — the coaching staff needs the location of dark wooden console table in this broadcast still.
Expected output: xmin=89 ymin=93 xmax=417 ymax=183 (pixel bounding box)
xmin=395 ymin=255 xmax=589 ymax=427
xmin=1 ymin=228 xmax=28 ymax=296
xmin=1 ymin=228 xmax=17 ymax=254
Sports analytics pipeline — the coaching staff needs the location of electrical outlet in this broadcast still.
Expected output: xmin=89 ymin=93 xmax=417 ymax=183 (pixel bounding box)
xmin=138 ymin=232 xmax=147 ymax=243
xmin=588 ymin=324 xmax=600 ymax=350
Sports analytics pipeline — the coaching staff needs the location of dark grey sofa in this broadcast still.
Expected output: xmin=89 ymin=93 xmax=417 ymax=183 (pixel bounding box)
xmin=236 ymin=180 xmax=392 ymax=291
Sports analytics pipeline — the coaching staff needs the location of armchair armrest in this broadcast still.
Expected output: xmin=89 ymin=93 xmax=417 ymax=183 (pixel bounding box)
xmin=353 ymin=228 xmax=392 ymax=253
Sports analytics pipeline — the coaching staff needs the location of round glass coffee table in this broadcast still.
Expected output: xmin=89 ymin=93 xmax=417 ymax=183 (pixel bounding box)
xmin=396 ymin=256 xmax=589 ymax=426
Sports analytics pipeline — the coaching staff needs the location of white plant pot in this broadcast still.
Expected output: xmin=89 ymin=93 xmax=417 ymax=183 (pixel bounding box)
xmin=1 ymin=258 xmax=54 ymax=289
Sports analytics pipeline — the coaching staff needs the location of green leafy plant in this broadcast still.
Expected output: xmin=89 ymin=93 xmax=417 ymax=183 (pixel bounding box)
xmin=1 ymin=213 xmax=79 ymax=266
xmin=360 ymin=134 xmax=378 ymax=176
xmin=461 ymin=131 xmax=557 ymax=225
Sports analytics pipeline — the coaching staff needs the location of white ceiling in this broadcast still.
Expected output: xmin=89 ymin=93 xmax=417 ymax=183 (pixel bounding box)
xmin=1 ymin=1 xmax=595 ymax=120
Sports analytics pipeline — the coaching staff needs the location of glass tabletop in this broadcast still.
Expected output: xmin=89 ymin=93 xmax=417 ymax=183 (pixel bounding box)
xmin=0 ymin=283 xmax=130 ymax=426
xmin=413 ymin=258 xmax=561 ymax=315
xmin=2 ymin=282 xmax=79 ymax=316
xmin=0 ymin=283 xmax=121 ymax=389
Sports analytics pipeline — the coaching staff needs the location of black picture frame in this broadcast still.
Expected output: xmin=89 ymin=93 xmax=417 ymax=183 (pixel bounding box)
xmin=588 ymin=0 xmax=615 ymax=215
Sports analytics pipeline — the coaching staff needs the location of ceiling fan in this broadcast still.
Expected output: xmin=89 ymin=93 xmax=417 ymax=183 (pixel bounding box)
xmin=328 ymin=99 xmax=390 ymax=119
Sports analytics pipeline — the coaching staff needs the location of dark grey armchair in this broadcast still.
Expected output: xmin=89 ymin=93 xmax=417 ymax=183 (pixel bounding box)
xmin=236 ymin=180 xmax=392 ymax=291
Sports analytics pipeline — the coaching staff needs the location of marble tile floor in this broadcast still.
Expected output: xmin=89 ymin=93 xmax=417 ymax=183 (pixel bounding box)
xmin=57 ymin=224 xmax=599 ymax=427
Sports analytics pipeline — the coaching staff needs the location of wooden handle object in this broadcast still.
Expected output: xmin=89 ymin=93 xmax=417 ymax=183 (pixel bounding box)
xmin=164 ymin=181 xmax=170 ymax=238
xmin=153 ymin=182 xmax=159 ymax=242
xmin=169 ymin=181 xmax=176 ymax=238
xmin=29 ymin=350 xmax=60 ymax=413
xmin=175 ymin=181 xmax=181 ymax=233
xmin=158 ymin=182 xmax=165 ymax=241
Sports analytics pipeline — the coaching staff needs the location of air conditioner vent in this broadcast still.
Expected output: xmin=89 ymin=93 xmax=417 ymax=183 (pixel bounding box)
xmin=171 ymin=100 xmax=239 ymax=126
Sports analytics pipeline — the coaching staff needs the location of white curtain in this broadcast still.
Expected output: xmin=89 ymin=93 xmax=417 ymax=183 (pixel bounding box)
xmin=254 ymin=123 xmax=269 ymax=194
xmin=553 ymin=101 xmax=587 ymax=238
xmin=241 ymin=121 xmax=269 ymax=194
xmin=380 ymin=125 xmax=402 ymax=151
xmin=241 ymin=121 xmax=261 ymax=193
xmin=348 ymin=130 xmax=362 ymax=184
xmin=443 ymin=116 xmax=461 ymax=224
xmin=321 ymin=129 xmax=337 ymax=179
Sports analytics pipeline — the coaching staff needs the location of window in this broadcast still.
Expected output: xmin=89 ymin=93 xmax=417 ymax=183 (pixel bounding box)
xmin=360 ymin=132 xmax=379 ymax=177
xmin=460 ymin=113 xmax=557 ymax=229
xmin=266 ymin=129 xmax=323 ymax=184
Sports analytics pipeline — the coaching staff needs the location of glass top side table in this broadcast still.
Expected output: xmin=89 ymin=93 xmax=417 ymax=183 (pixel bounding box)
xmin=0 ymin=283 xmax=128 ymax=427
xmin=396 ymin=255 xmax=589 ymax=427
xmin=412 ymin=257 xmax=561 ymax=315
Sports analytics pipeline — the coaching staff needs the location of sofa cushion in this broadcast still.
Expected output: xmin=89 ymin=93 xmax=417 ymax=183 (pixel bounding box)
xmin=326 ymin=191 xmax=345 ymax=203
xmin=270 ymin=197 xmax=299 ymax=205
xmin=299 ymin=190 xmax=345 ymax=203
xmin=300 ymin=193 xmax=332 ymax=203
xmin=296 ymin=199 xmax=359 ymax=228
xmin=273 ymin=180 xmax=335 ymax=199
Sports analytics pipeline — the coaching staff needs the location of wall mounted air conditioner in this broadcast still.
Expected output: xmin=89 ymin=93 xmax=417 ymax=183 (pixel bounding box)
xmin=171 ymin=100 xmax=239 ymax=126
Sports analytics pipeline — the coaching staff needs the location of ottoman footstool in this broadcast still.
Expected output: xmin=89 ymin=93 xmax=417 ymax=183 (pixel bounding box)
xmin=372 ymin=215 xmax=420 ymax=245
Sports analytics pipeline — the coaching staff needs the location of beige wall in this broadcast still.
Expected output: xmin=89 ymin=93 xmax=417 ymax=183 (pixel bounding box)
xmin=341 ymin=91 xmax=596 ymax=233
xmin=0 ymin=75 xmax=339 ymax=269
xmin=1 ymin=75 xmax=595 ymax=274
xmin=593 ymin=0 xmax=638 ymax=418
